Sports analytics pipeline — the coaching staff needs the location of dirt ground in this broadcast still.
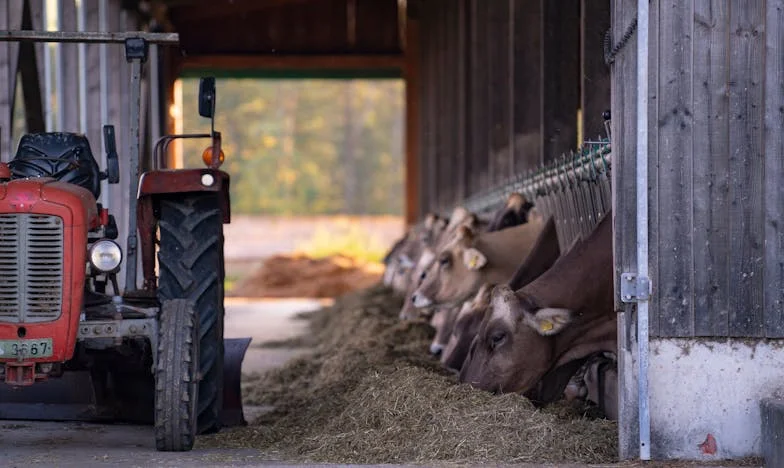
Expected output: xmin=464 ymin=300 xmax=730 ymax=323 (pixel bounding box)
xmin=230 ymin=254 xmax=382 ymax=298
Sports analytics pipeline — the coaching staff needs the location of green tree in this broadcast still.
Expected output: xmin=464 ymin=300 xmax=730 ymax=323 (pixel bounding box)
xmin=180 ymin=78 xmax=403 ymax=216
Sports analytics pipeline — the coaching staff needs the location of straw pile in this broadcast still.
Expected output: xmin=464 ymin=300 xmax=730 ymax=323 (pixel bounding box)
xmin=230 ymin=254 xmax=382 ymax=298
xmin=200 ymin=284 xmax=618 ymax=464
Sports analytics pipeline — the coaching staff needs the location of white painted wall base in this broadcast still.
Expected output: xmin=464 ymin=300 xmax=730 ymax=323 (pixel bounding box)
xmin=644 ymin=338 xmax=784 ymax=459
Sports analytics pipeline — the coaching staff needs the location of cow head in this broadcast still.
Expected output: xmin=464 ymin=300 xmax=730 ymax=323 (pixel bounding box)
xmin=487 ymin=193 xmax=535 ymax=232
xmin=411 ymin=225 xmax=489 ymax=308
xmin=458 ymin=284 xmax=574 ymax=394
xmin=441 ymin=282 xmax=494 ymax=372
xmin=428 ymin=306 xmax=458 ymax=356
xmin=398 ymin=248 xmax=436 ymax=320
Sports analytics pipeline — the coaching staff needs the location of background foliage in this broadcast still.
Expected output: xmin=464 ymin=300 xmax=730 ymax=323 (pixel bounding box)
xmin=181 ymin=79 xmax=404 ymax=216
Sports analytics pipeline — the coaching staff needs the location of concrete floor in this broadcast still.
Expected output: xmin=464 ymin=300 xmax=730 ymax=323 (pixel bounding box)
xmin=0 ymin=298 xmax=323 ymax=467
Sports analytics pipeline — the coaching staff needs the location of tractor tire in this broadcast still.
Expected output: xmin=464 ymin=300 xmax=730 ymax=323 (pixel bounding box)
xmin=157 ymin=194 xmax=225 ymax=435
xmin=154 ymin=299 xmax=199 ymax=452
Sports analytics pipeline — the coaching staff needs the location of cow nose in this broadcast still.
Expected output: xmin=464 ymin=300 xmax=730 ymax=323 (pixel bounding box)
xmin=429 ymin=343 xmax=444 ymax=356
xmin=411 ymin=294 xmax=418 ymax=304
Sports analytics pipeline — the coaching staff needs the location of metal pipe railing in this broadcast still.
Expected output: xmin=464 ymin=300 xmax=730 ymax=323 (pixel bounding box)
xmin=461 ymin=140 xmax=612 ymax=216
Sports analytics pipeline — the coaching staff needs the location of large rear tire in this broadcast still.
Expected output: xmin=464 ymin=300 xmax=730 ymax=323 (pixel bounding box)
xmin=157 ymin=194 xmax=225 ymax=435
xmin=155 ymin=299 xmax=199 ymax=452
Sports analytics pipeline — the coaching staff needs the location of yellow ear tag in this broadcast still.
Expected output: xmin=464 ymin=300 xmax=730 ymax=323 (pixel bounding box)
xmin=469 ymin=257 xmax=478 ymax=269
xmin=540 ymin=320 xmax=554 ymax=332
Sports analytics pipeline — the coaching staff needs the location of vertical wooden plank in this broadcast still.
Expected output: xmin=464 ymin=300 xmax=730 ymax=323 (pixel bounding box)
xmin=612 ymin=0 xmax=638 ymax=318
xmin=764 ymin=0 xmax=784 ymax=337
xmin=434 ymin=0 xmax=443 ymax=212
xmin=580 ymin=0 xmax=612 ymax=139
xmin=692 ymin=0 xmax=730 ymax=336
xmin=487 ymin=0 xmax=511 ymax=185
xmin=542 ymin=0 xmax=580 ymax=162
xmin=419 ymin=2 xmax=432 ymax=214
xmin=59 ymin=0 xmax=80 ymax=132
xmin=727 ymin=0 xmax=765 ymax=337
xmin=656 ymin=0 xmax=694 ymax=337
xmin=456 ymin=0 xmax=468 ymax=202
xmin=85 ymin=0 xmax=103 ymax=158
xmin=438 ymin=1 xmax=447 ymax=210
xmin=647 ymin=0 xmax=660 ymax=337
xmin=471 ymin=0 xmax=489 ymax=193
xmin=24 ymin=0 xmax=46 ymax=134
xmin=405 ymin=15 xmax=420 ymax=223
xmin=447 ymin=1 xmax=459 ymax=207
xmin=511 ymin=0 xmax=543 ymax=171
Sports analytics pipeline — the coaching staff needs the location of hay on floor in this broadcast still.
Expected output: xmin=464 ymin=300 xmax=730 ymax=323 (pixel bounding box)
xmin=200 ymin=284 xmax=618 ymax=464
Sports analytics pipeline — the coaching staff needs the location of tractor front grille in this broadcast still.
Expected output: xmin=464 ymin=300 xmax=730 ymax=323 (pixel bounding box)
xmin=0 ymin=214 xmax=64 ymax=323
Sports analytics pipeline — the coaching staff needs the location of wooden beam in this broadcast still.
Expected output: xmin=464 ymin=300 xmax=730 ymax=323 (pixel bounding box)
xmin=167 ymin=0 xmax=324 ymax=23
xmin=19 ymin=0 xmax=44 ymax=133
xmin=404 ymin=17 xmax=420 ymax=225
xmin=179 ymin=54 xmax=404 ymax=72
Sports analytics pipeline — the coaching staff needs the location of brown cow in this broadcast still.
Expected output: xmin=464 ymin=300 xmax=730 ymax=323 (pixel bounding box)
xmin=440 ymin=216 xmax=561 ymax=371
xmin=398 ymin=207 xmax=483 ymax=320
xmin=487 ymin=193 xmax=535 ymax=232
xmin=411 ymin=215 xmax=546 ymax=309
xmin=458 ymin=211 xmax=614 ymax=402
xmin=428 ymin=306 xmax=459 ymax=356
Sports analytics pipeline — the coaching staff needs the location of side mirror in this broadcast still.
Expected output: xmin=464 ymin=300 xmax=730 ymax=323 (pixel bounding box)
xmin=103 ymin=125 xmax=120 ymax=184
xmin=198 ymin=77 xmax=216 ymax=119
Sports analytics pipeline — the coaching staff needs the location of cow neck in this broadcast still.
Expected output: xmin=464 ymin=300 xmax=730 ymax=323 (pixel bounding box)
xmin=518 ymin=214 xmax=613 ymax=311
xmin=474 ymin=219 xmax=544 ymax=274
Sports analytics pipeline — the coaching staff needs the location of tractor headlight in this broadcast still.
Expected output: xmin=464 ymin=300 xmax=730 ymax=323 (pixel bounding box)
xmin=89 ymin=240 xmax=123 ymax=272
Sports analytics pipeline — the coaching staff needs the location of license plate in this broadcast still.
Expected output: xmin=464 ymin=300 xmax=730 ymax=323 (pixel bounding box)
xmin=0 ymin=338 xmax=54 ymax=358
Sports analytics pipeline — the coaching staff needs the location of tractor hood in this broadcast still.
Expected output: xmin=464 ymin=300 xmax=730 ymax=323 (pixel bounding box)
xmin=0 ymin=178 xmax=100 ymax=229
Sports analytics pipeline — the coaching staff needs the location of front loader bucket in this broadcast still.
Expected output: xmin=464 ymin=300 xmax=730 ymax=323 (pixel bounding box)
xmin=0 ymin=337 xmax=253 ymax=429
xmin=221 ymin=337 xmax=252 ymax=427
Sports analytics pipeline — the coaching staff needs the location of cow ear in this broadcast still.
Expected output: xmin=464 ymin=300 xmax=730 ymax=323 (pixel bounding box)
xmin=456 ymin=225 xmax=476 ymax=242
xmin=523 ymin=307 xmax=572 ymax=336
xmin=462 ymin=248 xmax=488 ymax=271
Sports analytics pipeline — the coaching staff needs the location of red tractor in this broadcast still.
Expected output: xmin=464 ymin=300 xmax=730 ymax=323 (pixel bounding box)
xmin=0 ymin=33 xmax=250 ymax=451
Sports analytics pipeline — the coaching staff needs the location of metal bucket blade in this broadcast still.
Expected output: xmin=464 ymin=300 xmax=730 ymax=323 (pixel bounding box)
xmin=0 ymin=371 xmax=132 ymax=422
xmin=221 ymin=337 xmax=252 ymax=427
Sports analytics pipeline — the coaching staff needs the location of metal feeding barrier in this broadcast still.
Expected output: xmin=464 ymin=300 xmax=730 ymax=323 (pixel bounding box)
xmin=462 ymin=138 xmax=613 ymax=253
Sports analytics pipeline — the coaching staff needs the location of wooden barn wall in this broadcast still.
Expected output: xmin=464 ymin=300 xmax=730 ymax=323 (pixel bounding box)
xmin=414 ymin=0 xmax=610 ymax=217
xmin=612 ymin=0 xmax=784 ymax=339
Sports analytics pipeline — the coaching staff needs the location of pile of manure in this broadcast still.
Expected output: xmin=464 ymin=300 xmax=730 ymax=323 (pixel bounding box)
xmin=230 ymin=254 xmax=382 ymax=298
xmin=200 ymin=284 xmax=618 ymax=464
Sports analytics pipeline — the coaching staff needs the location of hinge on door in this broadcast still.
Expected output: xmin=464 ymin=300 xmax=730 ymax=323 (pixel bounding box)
xmin=620 ymin=273 xmax=651 ymax=303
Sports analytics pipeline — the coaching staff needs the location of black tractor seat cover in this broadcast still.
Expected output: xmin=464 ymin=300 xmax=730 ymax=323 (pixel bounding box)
xmin=10 ymin=132 xmax=102 ymax=199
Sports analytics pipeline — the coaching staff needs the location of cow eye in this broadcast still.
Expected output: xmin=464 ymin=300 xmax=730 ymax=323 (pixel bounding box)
xmin=489 ymin=331 xmax=506 ymax=350
xmin=438 ymin=256 xmax=451 ymax=267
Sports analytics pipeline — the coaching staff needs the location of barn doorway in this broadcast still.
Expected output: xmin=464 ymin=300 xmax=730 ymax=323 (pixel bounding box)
xmin=175 ymin=77 xmax=406 ymax=299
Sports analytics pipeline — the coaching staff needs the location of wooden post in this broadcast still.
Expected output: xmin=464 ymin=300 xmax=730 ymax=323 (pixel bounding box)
xmin=58 ymin=0 xmax=80 ymax=132
xmin=22 ymin=0 xmax=45 ymax=135
xmin=405 ymin=15 xmax=420 ymax=224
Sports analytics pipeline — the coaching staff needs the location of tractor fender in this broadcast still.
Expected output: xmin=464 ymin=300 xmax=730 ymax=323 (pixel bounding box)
xmin=137 ymin=168 xmax=230 ymax=223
